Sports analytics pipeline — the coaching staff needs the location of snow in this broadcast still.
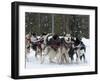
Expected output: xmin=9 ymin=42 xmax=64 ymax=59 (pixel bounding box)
xmin=25 ymin=38 xmax=90 ymax=69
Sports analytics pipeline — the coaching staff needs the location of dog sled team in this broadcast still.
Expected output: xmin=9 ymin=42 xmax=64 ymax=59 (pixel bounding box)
xmin=25 ymin=32 xmax=86 ymax=64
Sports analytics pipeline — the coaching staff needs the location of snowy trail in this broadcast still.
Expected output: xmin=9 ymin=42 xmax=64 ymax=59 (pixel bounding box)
xmin=25 ymin=38 xmax=90 ymax=69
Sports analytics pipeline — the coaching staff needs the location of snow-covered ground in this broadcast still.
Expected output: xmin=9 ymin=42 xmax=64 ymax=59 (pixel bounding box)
xmin=25 ymin=38 xmax=90 ymax=69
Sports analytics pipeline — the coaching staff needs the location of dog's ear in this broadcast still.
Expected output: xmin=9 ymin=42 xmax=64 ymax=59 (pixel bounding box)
xmin=42 ymin=32 xmax=47 ymax=35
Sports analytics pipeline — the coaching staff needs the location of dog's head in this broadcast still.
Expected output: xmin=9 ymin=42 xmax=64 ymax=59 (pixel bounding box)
xmin=53 ymin=34 xmax=59 ymax=40
xmin=64 ymin=34 xmax=71 ymax=43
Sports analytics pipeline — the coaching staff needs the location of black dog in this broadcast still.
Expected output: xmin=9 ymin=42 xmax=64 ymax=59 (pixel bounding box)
xmin=68 ymin=37 xmax=86 ymax=62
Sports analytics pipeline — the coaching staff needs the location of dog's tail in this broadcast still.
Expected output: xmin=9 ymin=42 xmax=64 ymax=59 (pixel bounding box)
xmin=44 ymin=33 xmax=52 ymax=45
